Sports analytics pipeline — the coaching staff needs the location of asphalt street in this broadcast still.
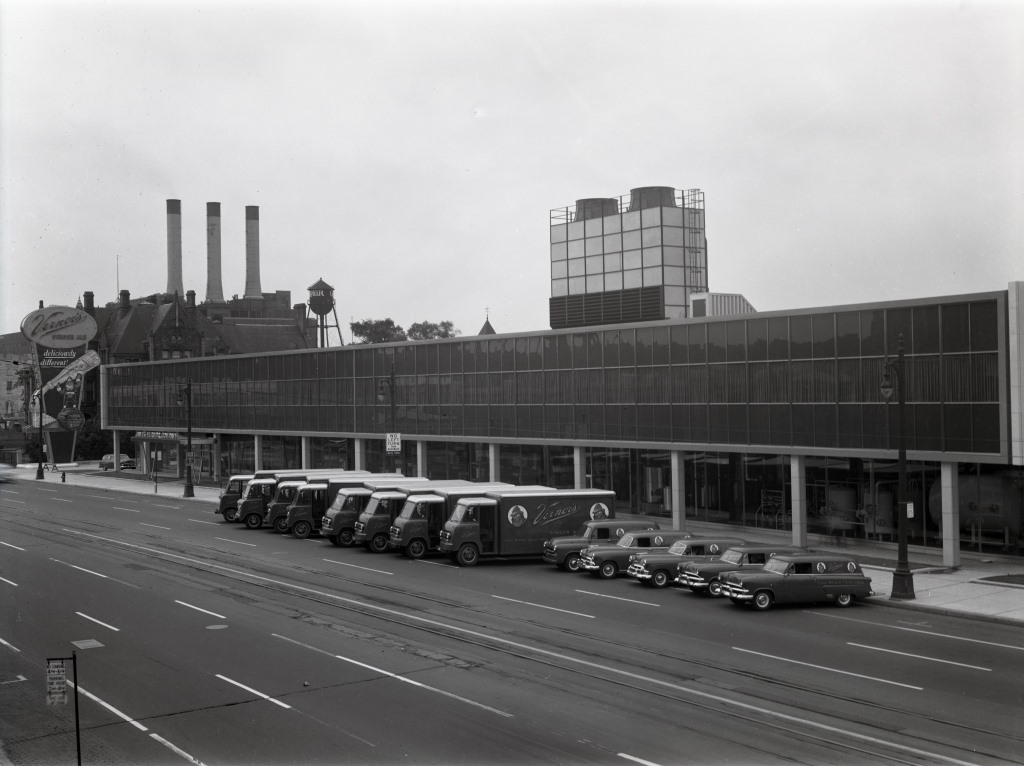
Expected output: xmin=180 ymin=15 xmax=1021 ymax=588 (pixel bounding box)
xmin=1 ymin=467 xmax=1022 ymax=765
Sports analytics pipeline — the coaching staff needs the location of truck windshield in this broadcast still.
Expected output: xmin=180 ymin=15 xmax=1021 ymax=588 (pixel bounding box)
xmin=450 ymin=503 xmax=483 ymax=523
xmin=331 ymin=494 xmax=359 ymax=512
xmin=277 ymin=487 xmax=296 ymax=502
xmin=364 ymin=497 xmax=394 ymax=517
xmin=397 ymin=500 xmax=430 ymax=520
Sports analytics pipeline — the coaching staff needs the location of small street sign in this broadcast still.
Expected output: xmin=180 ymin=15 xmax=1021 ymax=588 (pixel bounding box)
xmin=906 ymin=501 xmax=915 ymax=519
xmin=386 ymin=433 xmax=401 ymax=454
xmin=46 ymin=659 xmax=67 ymax=706
xmin=186 ymin=451 xmax=199 ymax=467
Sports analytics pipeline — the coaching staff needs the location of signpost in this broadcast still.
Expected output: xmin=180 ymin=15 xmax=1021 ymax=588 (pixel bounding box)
xmin=46 ymin=653 xmax=81 ymax=765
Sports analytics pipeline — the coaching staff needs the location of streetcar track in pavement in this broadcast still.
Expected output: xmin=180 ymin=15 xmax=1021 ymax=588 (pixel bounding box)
xmin=5 ymin=504 xmax=1018 ymax=764
xmin=48 ymin=523 xmax=1020 ymax=763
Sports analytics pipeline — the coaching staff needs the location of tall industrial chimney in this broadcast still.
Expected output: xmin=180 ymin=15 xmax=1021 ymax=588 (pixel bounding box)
xmin=205 ymin=202 xmax=225 ymax=303
xmin=243 ymin=205 xmax=263 ymax=299
xmin=166 ymin=199 xmax=184 ymax=296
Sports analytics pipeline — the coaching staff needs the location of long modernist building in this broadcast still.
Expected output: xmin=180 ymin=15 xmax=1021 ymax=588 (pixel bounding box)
xmin=101 ymin=187 xmax=1024 ymax=566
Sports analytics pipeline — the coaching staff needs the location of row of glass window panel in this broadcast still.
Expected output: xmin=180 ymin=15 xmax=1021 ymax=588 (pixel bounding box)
xmin=105 ymin=402 xmax=1003 ymax=456
xmin=553 ymin=270 xmax=703 ymax=295
xmin=109 ymin=355 xmax=999 ymax=411
xmin=551 ymin=230 xmax=704 ymax=260
xmin=103 ymin=302 xmax=1000 ymax=380
xmin=551 ymin=207 xmax=705 ymax=242
xmin=552 ymin=249 xmax=706 ymax=278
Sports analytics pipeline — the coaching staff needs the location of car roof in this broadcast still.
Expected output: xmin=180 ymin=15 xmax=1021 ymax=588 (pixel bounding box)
xmin=771 ymin=553 xmax=862 ymax=564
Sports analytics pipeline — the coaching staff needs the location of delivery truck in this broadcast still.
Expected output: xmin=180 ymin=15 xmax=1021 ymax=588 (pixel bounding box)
xmin=238 ymin=469 xmax=368 ymax=529
xmin=354 ymin=481 xmax=478 ymax=553
xmin=439 ymin=488 xmax=617 ymax=566
xmin=389 ymin=484 xmax=552 ymax=559
xmin=321 ymin=477 xmax=430 ymax=546
xmin=218 ymin=473 xmax=254 ymax=521
xmin=282 ymin=473 xmax=406 ymax=538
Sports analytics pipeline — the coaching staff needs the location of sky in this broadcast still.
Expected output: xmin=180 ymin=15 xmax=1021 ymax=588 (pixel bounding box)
xmin=1 ymin=0 xmax=1021 ymax=343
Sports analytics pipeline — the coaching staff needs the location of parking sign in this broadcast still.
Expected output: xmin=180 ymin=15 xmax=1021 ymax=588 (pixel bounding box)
xmin=46 ymin=659 xmax=67 ymax=706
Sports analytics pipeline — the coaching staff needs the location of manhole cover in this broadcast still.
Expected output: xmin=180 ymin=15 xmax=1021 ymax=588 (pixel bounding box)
xmin=71 ymin=639 xmax=104 ymax=650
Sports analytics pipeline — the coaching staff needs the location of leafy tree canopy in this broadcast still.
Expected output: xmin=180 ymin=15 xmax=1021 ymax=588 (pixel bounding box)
xmin=408 ymin=320 xmax=460 ymax=340
xmin=350 ymin=318 xmax=406 ymax=344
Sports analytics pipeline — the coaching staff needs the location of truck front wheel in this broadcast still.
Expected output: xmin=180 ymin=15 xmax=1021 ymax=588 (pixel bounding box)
xmin=338 ymin=529 xmax=355 ymax=547
xmin=598 ymin=561 xmax=618 ymax=579
xmin=457 ymin=544 xmax=479 ymax=567
xmin=273 ymin=517 xmax=289 ymax=533
xmin=563 ymin=553 xmax=582 ymax=572
xmin=404 ymin=539 xmax=427 ymax=559
xmin=292 ymin=521 xmax=311 ymax=539
xmin=369 ymin=534 xmax=389 ymax=553
xmin=651 ymin=570 xmax=670 ymax=588
xmin=223 ymin=507 xmax=238 ymax=522
xmin=243 ymin=514 xmax=261 ymax=530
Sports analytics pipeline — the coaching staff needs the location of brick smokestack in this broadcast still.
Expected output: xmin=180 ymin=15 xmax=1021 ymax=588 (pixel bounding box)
xmin=205 ymin=202 xmax=225 ymax=303
xmin=243 ymin=205 xmax=263 ymax=299
xmin=166 ymin=199 xmax=184 ymax=296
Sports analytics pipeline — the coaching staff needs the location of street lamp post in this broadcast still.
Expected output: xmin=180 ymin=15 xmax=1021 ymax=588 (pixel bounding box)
xmin=881 ymin=332 xmax=915 ymax=600
xmin=377 ymin=365 xmax=397 ymax=473
xmin=177 ymin=378 xmax=194 ymax=498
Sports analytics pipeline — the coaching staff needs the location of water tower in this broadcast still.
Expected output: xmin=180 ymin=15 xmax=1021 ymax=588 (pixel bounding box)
xmin=307 ymin=278 xmax=343 ymax=347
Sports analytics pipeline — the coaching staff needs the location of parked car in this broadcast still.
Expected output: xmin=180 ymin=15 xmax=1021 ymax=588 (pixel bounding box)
xmin=100 ymin=454 xmax=135 ymax=471
xmin=0 ymin=464 xmax=17 ymax=483
xmin=719 ymin=553 xmax=874 ymax=611
xmin=543 ymin=519 xmax=661 ymax=572
xmin=579 ymin=529 xmax=692 ymax=579
xmin=678 ymin=545 xmax=805 ymax=596
xmin=626 ymin=537 xmax=746 ymax=587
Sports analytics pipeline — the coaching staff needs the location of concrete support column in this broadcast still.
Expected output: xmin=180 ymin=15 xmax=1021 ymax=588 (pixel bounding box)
xmin=941 ymin=461 xmax=961 ymax=569
xmin=416 ymin=441 xmax=427 ymax=478
xmin=112 ymin=430 xmax=121 ymax=466
xmin=488 ymin=443 xmax=500 ymax=483
xmin=790 ymin=455 xmax=808 ymax=548
xmin=574 ymin=446 xmax=586 ymax=489
xmin=301 ymin=436 xmax=311 ymax=469
xmin=254 ymin=435 xmax=263 ymax=471
xmin=353 ymin=438 xmax=365 ymax=471
xmin=670 ymin=450 xmax=685 ymax=531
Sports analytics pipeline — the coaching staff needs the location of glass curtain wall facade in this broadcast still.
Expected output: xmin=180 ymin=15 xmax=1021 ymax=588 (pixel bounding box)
xmin=104 ymin=291 xmax=1021 ymax=556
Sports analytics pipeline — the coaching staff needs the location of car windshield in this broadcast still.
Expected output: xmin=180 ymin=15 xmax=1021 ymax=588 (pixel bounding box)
xmin=617 ymin=533 xmax=636 ymax=547
xmin=578 ymin=524 xmax=594 ymax=538
xmin=721 ymin=549 xmax=743 ymax=565
xmin=667 ymin=541 xmax=690 ymax=555
xmin=763 ymin=558 xmax=790 ymax=574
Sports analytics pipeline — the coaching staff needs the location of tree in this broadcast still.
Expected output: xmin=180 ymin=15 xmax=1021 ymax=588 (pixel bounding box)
xmin=407 ymin=320 xmax=460 ymax=340
xmin=350 ymin=318 xmax=406 ymax=344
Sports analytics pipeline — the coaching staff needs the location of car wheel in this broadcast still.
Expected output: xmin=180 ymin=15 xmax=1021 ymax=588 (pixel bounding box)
xmin=598 ymin=561 xmax=618 ymax=579
xmin=338 ymin=529 xmax=355 ymax=547
xmin=651 ymin=570 xmax=670 ymax=588
xmin=753 ymin=591 xmax=774 ymax=611
xmin=369 ymin=533 xmax=389 ymax=553
xmin=835 ymin=592 xmax=854 ymax=607
xmin=404 ymin=539 xmax=426 ymax=559
xmin=273 ymin=517 xmax=289 ymax=533
xmin=564 ymin=554 xmax=582 ymax=572
xmin=707 ymin=579 xmax=724 ymax=598
xmin=243 ymin=514 xmax=261 ymax=530
xmin=292 ymin=521 xmax=311 ymax=539
xmin=457 ymin=544 xmax=479 ymax=567
xmin=223 ymin=507 xmax=239 ymax=522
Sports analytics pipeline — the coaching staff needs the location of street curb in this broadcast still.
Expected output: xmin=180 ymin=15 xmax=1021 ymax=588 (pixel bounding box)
xmin=864 ymin=596 xmax=1024 ymax=628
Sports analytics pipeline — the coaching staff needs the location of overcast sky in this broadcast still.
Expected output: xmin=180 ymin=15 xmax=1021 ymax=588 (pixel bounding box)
xmin=1 ymin=0 xmax=1021 ymax=342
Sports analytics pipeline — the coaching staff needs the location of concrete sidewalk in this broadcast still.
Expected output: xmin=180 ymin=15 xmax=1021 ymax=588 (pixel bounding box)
xmin=9 ymin=463 xmax=1024 ymax=628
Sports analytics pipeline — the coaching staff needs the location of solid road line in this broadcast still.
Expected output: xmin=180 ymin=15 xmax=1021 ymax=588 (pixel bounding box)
xmin=215 ymin=674 xmax=291 ymax=709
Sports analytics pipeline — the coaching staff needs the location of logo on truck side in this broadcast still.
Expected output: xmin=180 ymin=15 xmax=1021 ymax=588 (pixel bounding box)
xmin=532 ymin=502 xmax=584 ymax=527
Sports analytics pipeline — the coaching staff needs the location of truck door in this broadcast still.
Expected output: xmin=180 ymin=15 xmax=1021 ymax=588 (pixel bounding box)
xmin=480 ymin=506 xmax=495 ymax=554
